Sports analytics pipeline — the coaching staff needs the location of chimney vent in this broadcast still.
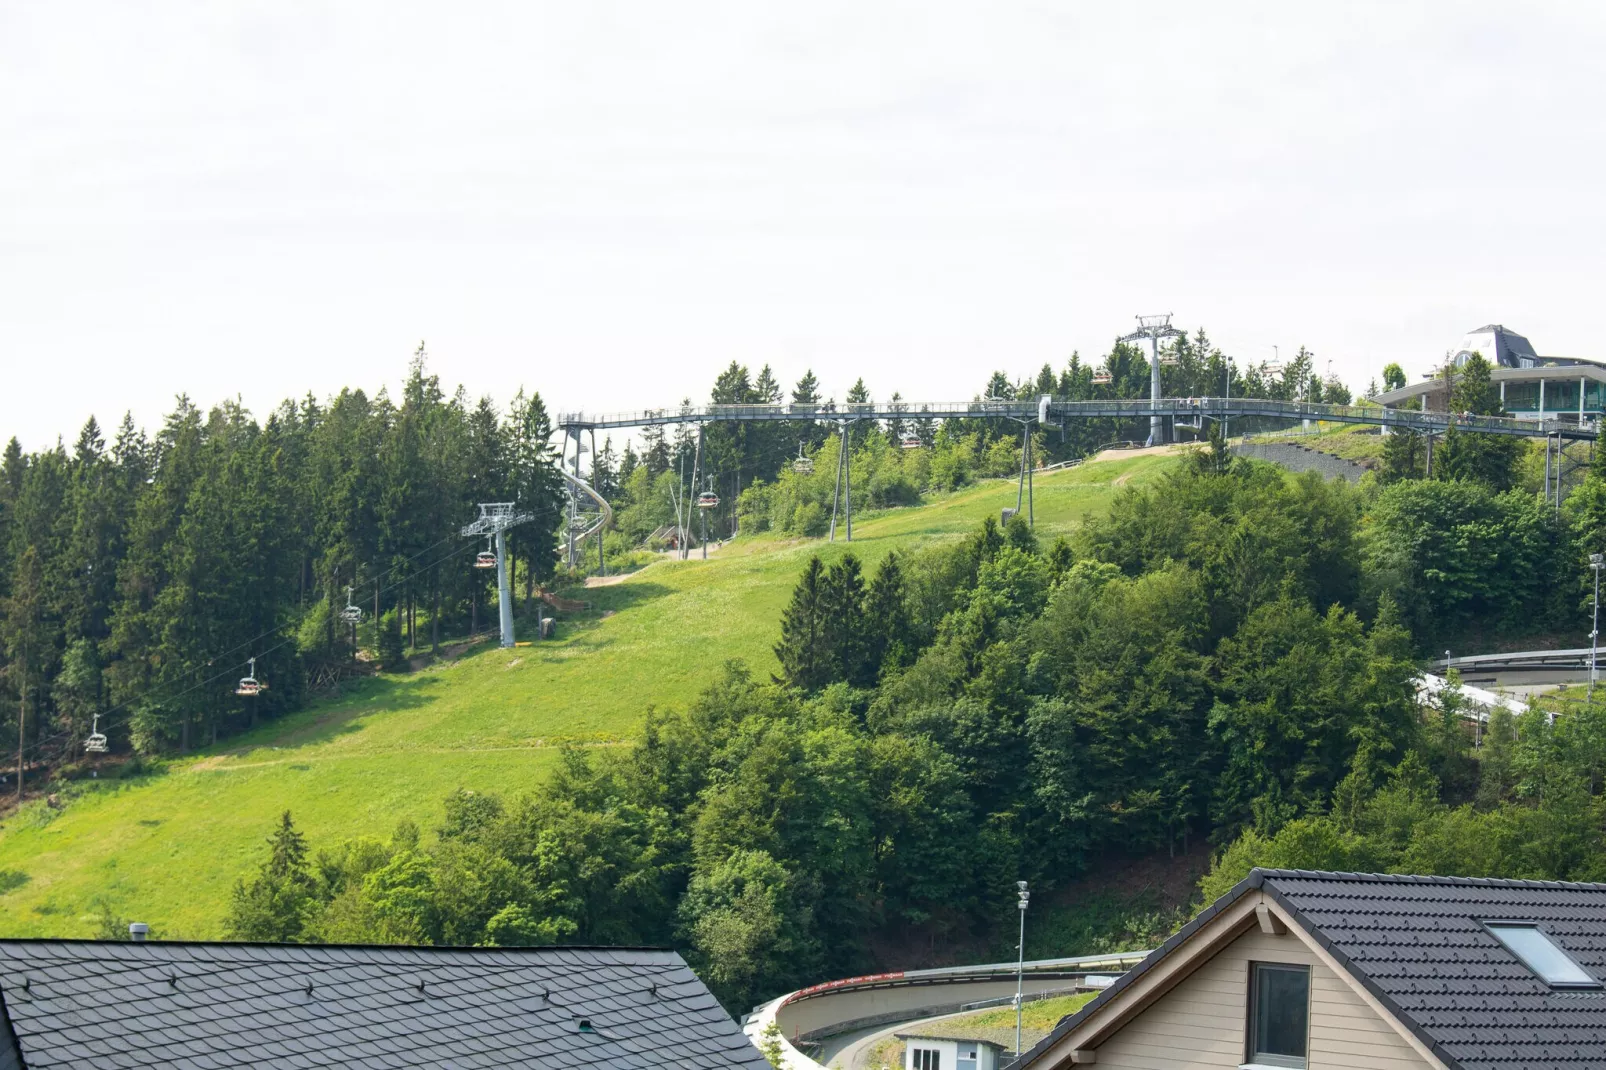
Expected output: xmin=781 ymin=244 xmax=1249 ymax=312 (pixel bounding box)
xmin=128 ymin=923 xmax=149 ymax=942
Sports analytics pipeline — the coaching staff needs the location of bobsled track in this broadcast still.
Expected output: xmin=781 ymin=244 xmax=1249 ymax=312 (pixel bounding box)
xmin=742 ymin=951 xmax=1148 ymax=1069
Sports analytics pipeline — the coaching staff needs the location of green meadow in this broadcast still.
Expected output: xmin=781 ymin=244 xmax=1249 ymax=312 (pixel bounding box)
xmin=0 ymin=454 xmax=1175 ymax=938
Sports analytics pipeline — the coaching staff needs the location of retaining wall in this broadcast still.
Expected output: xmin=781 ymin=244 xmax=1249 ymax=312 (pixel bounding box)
xmin=1234 ymin=441 xmax=1369 ymax=483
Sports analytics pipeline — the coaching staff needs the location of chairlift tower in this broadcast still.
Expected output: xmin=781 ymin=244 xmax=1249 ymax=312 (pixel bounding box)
xmin=461 ymin=503 xmax=534 ymax=648
xmin=1120 ymin=314 xmax=1185 ymax=446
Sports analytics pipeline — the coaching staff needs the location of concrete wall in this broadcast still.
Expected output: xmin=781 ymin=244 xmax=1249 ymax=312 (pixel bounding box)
xmin=1235 ymin=441 xmax=1369 ymax=483
xmin=776 ymin=975 xmax=1084 ymax=1041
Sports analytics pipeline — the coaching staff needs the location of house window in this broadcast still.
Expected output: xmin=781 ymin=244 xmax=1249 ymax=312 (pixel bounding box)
xmin=1246 ymin=962 xmax=1309 ymax=1068
xmin=910 ymin=1047 xmax=942 ymax=1070
xmin=956 ymin=1042 xmax=978 ymax=1070
xmin=1487 ymin=924 xmax=1600 ymax=987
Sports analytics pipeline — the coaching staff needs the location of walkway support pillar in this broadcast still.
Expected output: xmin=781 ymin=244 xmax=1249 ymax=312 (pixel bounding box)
xmin=845 ymin=419 xmax=854 ymax=542
xmin=829 ymin=421 xmax=846 ymax=542
xmin=495 ymin=528 xmax=514 ymax=648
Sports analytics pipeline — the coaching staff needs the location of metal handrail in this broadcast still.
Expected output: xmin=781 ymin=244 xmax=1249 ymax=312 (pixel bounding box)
xmin=557 ymin=397 xmax=1598 ymax=440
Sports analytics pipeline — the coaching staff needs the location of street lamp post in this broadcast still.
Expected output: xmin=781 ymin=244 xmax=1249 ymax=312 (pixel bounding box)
xmin=1015 ymin=880 xmax=1030 ymax=1059
xmin=1591 ymin=554 xmax=1604 ymax=700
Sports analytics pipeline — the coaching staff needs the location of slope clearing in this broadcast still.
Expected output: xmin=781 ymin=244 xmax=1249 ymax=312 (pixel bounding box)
xmin=0 ymin=453 xmax=1176 ymax=937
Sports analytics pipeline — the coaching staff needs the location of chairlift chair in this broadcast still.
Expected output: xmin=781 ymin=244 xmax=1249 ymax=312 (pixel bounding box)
xmin=696 ymin=491 xmax=720 ymax=509
xmin=900 ymin=435 xmax=922 ymax=450
xmin=1092 ymin=371 xmax=1113 ymax=385
xmin=236 ymin=657 xmax=262 ymax=697
xmin=474 ymin=535 xmax=497 ymax=570
xmin=339 ymin=585 xmax=365 ymax=624
xmin=791 ymin=442 xmax=814 ymax=474
xmin=1160 ymin=354 xmax=1180 ymax=367
xmin=84 ymin=714 xmax=108 ymax=754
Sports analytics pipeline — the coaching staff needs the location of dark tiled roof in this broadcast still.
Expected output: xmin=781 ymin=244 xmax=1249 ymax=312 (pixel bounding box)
xmin=1261 ymin=870 xmax=1606 ymax=1070
xmin=1013 ymin=869 xmax=1606 ymax=1070
xmin=0 ymin=940 xmax=769 ymax=1069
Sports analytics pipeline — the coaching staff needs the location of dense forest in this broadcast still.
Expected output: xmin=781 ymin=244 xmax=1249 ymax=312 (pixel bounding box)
xmin=225 ymin=392 xmax=1606 ymax=1012
xmin=0 ymin=350 xmax=568 ymax=767
xmin=0 ymin=329 xmax=1316 ymax=776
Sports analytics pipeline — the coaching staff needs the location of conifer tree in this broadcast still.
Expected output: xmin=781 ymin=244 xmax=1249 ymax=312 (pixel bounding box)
xmin=225 ymin=810 xmax=315 ymax=942
xmin=790 ymin=370 xmax=824 ymax=452
xmin=774 ymin=556 xmax=830 ymax=691
xmin=864 ymin=552 xmax=913 ymax=675
xmin=1436 ymin=352 xmax=1521 ymax=490
xmin=1380 ymin=428 xmax=1424 ymax=483
xmin=820 ymin=554 xmax=870 ymax=687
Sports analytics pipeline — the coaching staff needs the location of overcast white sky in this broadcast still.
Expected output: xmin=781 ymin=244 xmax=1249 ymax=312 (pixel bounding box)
xmin=5 ymin=2 xmax=1606 ymax=449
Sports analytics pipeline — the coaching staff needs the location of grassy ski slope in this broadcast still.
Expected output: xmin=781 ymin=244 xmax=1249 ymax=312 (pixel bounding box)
xmin=0 ymin=453 xmax=1176 ymax=937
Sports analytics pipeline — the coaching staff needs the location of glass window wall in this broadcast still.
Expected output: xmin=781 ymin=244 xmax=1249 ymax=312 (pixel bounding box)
xmin=1547 ymin=379 xmax=1581 ymax=412
xmin=1504 ymin=381 xmax=1540 ymax=412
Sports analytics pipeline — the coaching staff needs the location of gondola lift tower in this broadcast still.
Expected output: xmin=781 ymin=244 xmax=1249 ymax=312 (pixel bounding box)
xmin=1120 ymin=313 xmax=1185 ymax=446
xmin=461 ymin=502 xmax=534 ymax=648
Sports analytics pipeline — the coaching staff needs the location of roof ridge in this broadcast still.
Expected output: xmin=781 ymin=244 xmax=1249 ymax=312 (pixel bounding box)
xmin=1253 ymin=867 xmax=1606 ymax=891
xmin=0 ymin=939 xmax=673 ymax=953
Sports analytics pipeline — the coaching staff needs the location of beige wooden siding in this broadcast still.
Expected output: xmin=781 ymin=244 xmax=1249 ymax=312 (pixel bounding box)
xmin=1090 ymin=926 xmax=1429 ymax=1070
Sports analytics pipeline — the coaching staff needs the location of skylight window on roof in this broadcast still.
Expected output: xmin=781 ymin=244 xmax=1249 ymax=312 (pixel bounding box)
xmin=1487 ymin=924 xmax=1599 ymax=987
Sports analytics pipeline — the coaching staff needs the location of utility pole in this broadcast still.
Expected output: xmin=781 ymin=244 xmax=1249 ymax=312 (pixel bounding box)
xmin=1015 ymin=880 xmax=1030 ymax=1059
xmin=1120 ymin=315 xmax=1185 ymax=447
xmin=1592 ymin=554 xmax=1604 ymax=701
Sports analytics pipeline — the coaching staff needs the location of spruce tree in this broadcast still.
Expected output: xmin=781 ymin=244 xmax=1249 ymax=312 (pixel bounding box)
xmin=1380 ymin=428 xmax=1424 ymax=483
xmin=820 ymin=554 xmax=869 ymax=687
xmin=864 ymin=552 xmax=913 ymax=675
xmin=1436 ymin=352 xmax=1521 ymax=490
xmin=791 ymin=371 xmax=824 ymax=453
xmin=774 ymin=556 xmax=829 ymax=691
xmin=225 ymin=810 xmax=315 ymax=942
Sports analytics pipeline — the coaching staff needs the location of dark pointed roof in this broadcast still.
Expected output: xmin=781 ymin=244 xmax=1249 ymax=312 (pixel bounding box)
xmin=1014 ymin=869 xmax=1606 ymax=1070
xmin=0 ymin=940 xmax=769 ymax=1069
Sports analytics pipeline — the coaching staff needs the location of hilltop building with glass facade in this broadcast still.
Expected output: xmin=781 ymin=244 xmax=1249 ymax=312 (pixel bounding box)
xmin=1373 ymin=324 xmax=1606 ymax=425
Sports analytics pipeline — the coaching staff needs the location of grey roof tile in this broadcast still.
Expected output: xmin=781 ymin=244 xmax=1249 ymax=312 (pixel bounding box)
xmin=0 ymin=941 xmax=768 ymax=1069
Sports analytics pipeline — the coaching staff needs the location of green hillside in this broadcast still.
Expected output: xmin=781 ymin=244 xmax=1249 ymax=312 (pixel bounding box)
xmin=0 ymin=453 xmax=1176 ymax=937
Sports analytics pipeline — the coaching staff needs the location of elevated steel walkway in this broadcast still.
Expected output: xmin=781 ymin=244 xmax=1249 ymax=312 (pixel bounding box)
xmin=558 ymin=396 xmax=1599 ymax=440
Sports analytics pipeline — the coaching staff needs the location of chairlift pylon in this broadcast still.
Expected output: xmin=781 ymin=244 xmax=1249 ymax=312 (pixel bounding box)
xmin=84 ymin=713 xmax=108 ymax=754
xmin=236 ymin=657 xmax=262 ymax=697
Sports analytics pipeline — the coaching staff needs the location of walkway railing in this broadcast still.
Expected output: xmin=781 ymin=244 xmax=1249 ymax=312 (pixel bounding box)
xmin=558 ymin=397 xmax=1598 ymax=441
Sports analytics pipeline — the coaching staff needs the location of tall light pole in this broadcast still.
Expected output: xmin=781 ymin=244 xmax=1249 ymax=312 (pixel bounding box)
xmin=1591 ymin=554 xmax=1604 ymax=700
xmin=1015 ymin=880 xmax=1030 ymax=1058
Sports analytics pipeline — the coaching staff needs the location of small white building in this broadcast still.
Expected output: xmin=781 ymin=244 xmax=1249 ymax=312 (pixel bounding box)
xmin=898 ymin=1033 xmax=1006 ymax=1070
